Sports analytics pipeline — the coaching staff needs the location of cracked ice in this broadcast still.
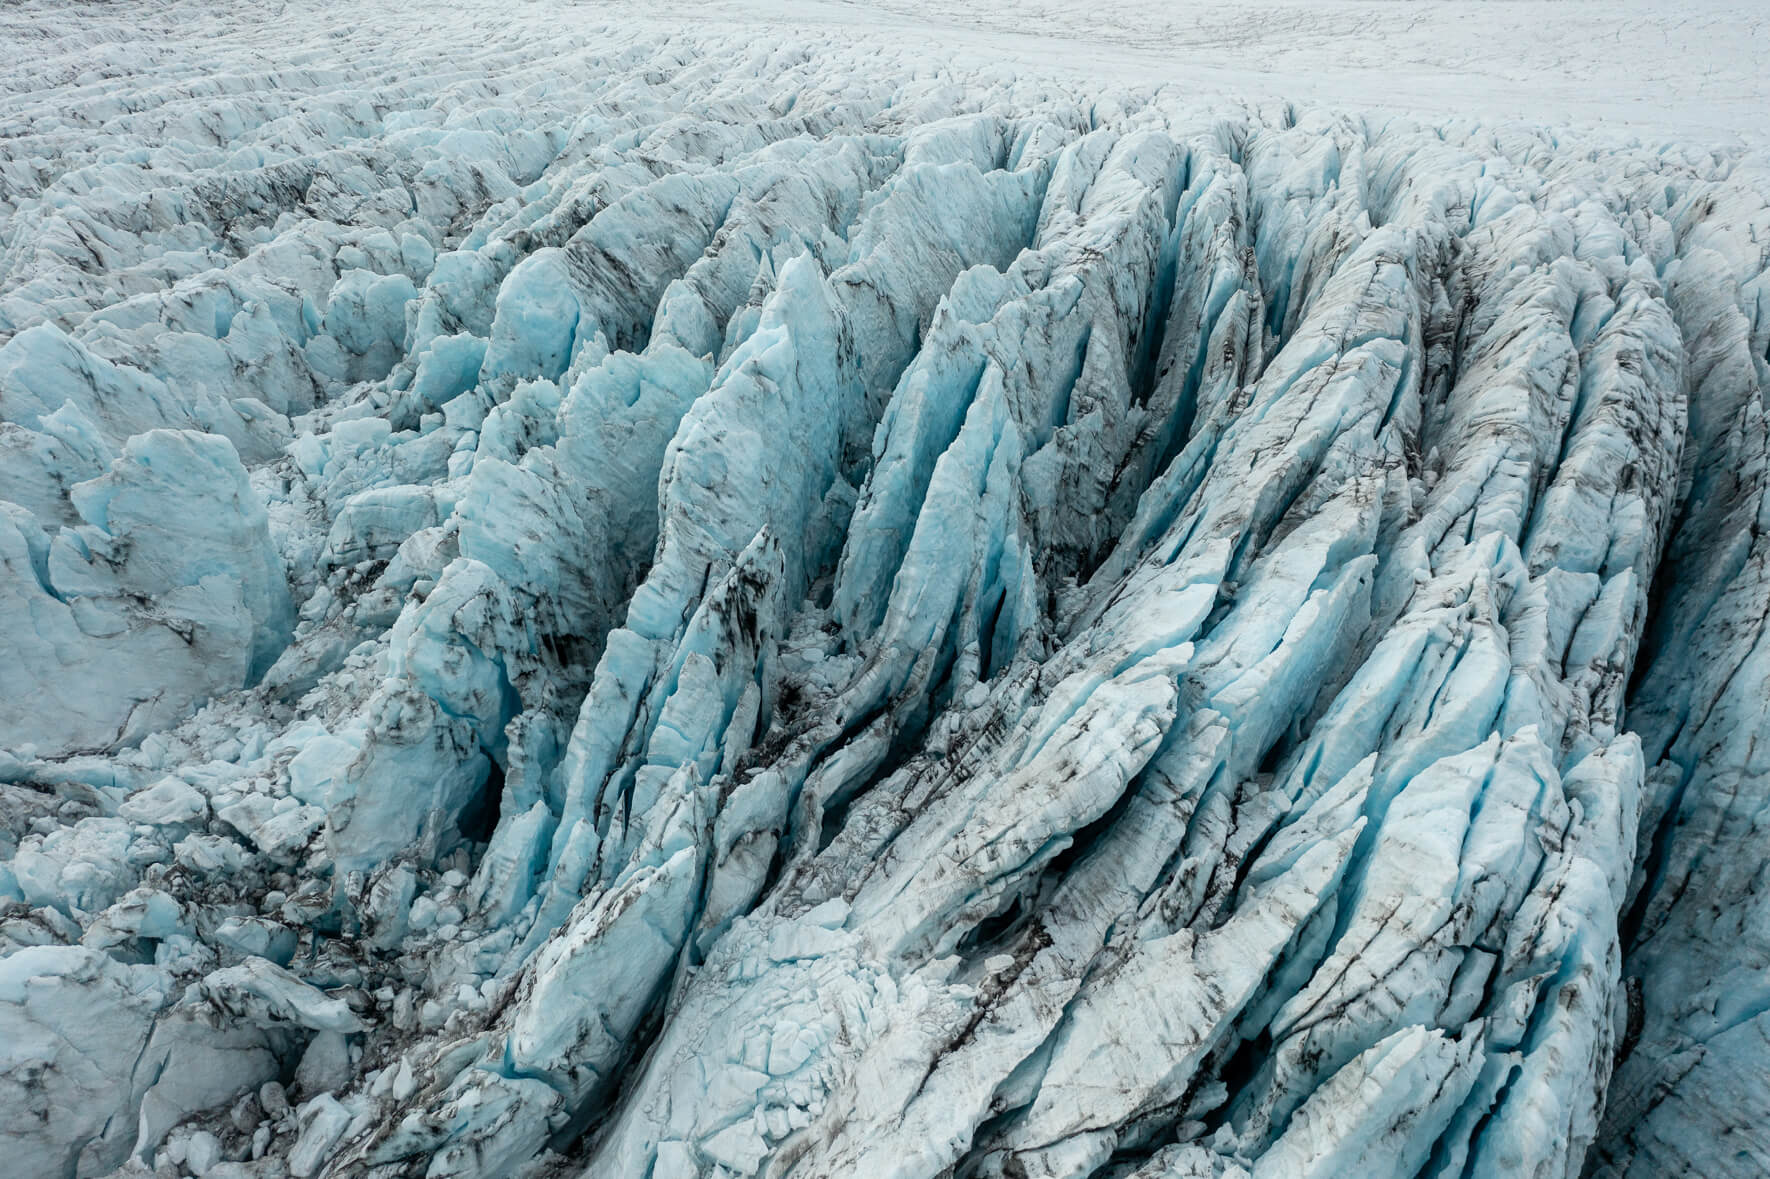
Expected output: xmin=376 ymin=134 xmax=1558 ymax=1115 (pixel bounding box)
xmin=3 ymin=4 xmax=1770 ymax=1179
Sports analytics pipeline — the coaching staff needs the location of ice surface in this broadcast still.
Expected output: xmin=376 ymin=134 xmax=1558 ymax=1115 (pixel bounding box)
xmin=1 ymin=2 xmax=1768 ymax=1178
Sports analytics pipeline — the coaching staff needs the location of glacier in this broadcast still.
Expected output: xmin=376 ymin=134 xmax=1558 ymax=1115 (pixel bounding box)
xmin=2 ymin=3 xmax=1770 ymax=1178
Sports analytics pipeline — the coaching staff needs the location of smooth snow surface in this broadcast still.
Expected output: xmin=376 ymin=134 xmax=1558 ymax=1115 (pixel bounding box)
xmin=638 ymin=0 xmax=1770 ymax=141
xmin=2 ymin=3 xmax=1768 ymax=1178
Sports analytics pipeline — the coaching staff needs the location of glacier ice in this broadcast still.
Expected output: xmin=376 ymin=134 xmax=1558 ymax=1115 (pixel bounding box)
xmin=3 ymin=6 xmax=1770 ymax=1179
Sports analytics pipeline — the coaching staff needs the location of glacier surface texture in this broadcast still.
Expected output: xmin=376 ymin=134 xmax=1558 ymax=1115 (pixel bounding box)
xmin=3 ymin=6 xmax=1770 ymax=1179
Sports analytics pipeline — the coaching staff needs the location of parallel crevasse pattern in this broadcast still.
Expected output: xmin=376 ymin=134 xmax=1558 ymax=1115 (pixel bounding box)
xmin=2 ymin=11 xmax=1769 ymax=1179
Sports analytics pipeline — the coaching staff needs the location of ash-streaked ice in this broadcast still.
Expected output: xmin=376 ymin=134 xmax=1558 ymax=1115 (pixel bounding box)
xmin=2 ymin=3 xmax=1768 ymax=1178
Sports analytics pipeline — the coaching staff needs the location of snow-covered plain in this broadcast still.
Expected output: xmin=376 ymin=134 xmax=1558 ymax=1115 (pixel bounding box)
xmin=629 ymin=0 xmax=1770 ymax=141
xmin=3 ymin=1 xmax=1769 ymax=1177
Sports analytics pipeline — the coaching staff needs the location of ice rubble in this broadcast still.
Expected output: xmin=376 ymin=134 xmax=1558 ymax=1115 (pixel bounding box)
xmin=2 ymin=6 xmax=1769 ymax=1179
